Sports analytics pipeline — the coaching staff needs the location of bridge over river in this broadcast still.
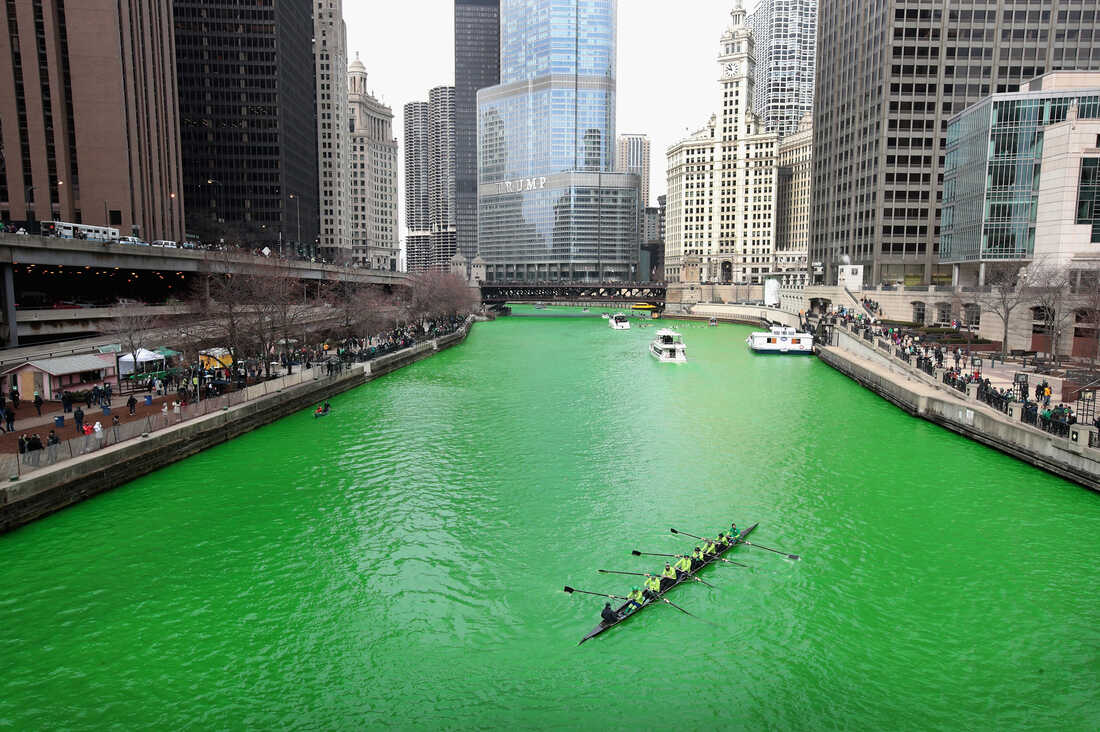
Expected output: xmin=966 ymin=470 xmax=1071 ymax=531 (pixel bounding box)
xmin=479 ymin=281 xmax=666 ymax=307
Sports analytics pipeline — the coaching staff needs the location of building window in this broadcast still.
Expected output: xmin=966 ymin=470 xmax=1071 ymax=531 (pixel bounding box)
xmin=1077 ymin=158 xmax=1100 ymax=243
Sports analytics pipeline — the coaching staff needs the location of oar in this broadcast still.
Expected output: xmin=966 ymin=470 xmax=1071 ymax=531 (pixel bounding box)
xmin=740 ymin=541 xmax=800 ymax=561
xmin=633 ymin=549 xmax=747 ymax=568
xmin=670 ymin=527 xmax=801 ymax=561
xmin=563 ymin=586 xmax=628 ymax=601
xmin=659 ymin=598 xmax=720 ymax=627
xmin=598 ymin=569 xmax=715 ymax=589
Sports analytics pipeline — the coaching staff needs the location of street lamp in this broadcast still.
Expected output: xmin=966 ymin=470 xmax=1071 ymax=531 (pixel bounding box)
xmin=169 ymin=192 xmax=176 ymax=240
xmin=206 ymin=179 xmax=222 ymax=223
xmin=288 ymin=193 xmax=301 ymax=255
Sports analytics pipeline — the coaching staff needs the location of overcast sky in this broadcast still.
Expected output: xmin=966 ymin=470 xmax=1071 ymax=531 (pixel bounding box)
xmin=345 ymin=0 xmax=745 ymax=229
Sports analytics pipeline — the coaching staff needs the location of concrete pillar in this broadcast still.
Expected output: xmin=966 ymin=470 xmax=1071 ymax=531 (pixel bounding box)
xmin=978 ymin=262 xmax=986 ymax=286
xmin=952 ymin=264 xmax=959 ymax=287
xmin=2 ymin=263 xmax=17 ymax=348
xmin=1070 ymin=424 xmax=1097 ymax=448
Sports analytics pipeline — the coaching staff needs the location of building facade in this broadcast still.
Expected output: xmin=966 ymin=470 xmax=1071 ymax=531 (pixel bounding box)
xmin=746 ymin=0 xmax=816 ymax=139
xmin=476 ymin=0 xmax=640 ymax=282
xmin=0 ymin=0 xmax=184 ymax=241
xmin=942 ymin=72 xmax=1100 ymax=285
xmin=315 ymin=0 xmax=351 ymax=262
xmin=404 ymin=87 xmax=457 ymax=273
xmin=664 ymin=1 xmax=778 ymax=285
xmin=175 ymin=0 xmax=318 ymax=253
xmin=616 ymin=134 xmax=651 ymax=207
xmin=770 ymin=114 xmax=812 ymax=287
xmin=811 ymin=0 xmax=1100 ymax=288
xmin=348 ymin=58 xmax=399 ymax=270
xmin=454 ymin=0 xmax=500 ymax=263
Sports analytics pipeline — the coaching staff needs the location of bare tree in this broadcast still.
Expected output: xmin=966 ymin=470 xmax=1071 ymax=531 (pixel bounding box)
xmin=1076 ymin=263 xmax=1100 ymax=378
xmin=979 ymin=266 xmax=1029 ymax=358
xmin=1028 ymin=261 xmax=1075 ymax=363
xmin=106 ymin=306 xmax=157 ymax=384
xmin=407 ymin=271 xmax=478 ymax=328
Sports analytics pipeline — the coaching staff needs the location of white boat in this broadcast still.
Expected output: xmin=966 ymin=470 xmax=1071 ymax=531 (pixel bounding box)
xmin=745 ymin=325 xmax=813 ymax=354
xmin=650 ymin=328 xmax=687 ymax=363
xmin=601 ymin=313 xmax=610 ymax=319
xmin=609 ymin=313 xmax=631 ymax=330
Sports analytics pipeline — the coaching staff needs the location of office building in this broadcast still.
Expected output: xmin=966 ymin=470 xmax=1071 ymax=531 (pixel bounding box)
xmin=0 ymin=0 xmax=184 ymax=241
xmin=811 ymin=0 xmax=1100 ymax=287
xmin=315 ymin=0 xmax=351 ymax=262
xmin=770 ymin=114 xmax=812 ymax=287
xmin=747 ymin=0 xmax=816 ymax=139
xmin=175 ymin=0 xmax=318 ymax=253
xmin=348 ymin=57 xmax=399 ymax=270
xmin=404 ymin=87 xmax=456 ymax=273
xmin=942 ymin=72 xmax=1100 ymax=285
xmin=455 ymin=0 xmax=500 ymax=262
xmin=664 ymin=1 xmax=778 ymax=285
xmin=616 ymin=134 xmax=651 ymax=207
xmin=477 ymin=0 xmax=640 ymax=282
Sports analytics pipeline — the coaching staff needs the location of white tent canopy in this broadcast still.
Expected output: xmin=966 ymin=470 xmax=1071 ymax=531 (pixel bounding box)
xmin=118 ymin=348 xmax=166 ymax=375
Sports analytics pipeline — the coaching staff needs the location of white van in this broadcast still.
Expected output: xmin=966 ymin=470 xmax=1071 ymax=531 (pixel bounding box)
xmin=118 ymin=236 xmax=148 ymax=246
xmin=151 ymin=239 xmax=177 ymax=248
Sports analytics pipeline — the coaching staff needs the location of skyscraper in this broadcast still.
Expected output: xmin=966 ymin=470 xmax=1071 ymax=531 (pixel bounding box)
xmin=174 ymin=0 xmax=318 ymax=253
xmin=454 ymin=0 xmax=500 ymax=262
xmin=404 ymin=87 xmax=456 ymax=273
xmin=811 ymin=0 xmax=1100 ymax=287
xmin=348 ymin=57 xmax=399 ymax=271
xmin=0 ymin=0 xmax=184 ymax=241
xmin=746 ymin=0 xmax=817 ymax=139
xmin=771 ymin=114 xmax=812 ymax=287
xmin=616 ymin=134 xmax=651 ymax=207
xmin=477 ymin=0 xmax=640 ymax=282
xmin=315 ymin=0 xmax=351 ymax=262
xmin=664 ymin=2 xmax=778 ymax=285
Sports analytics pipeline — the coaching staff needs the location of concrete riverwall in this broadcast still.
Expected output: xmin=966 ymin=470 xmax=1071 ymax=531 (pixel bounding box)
xmin=0 ymin=320 xmax=476 ymax=533
xmin=817 ymin=339 xmax=1100 ymax=492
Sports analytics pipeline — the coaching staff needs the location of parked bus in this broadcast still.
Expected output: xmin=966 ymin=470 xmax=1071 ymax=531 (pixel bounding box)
xmin=40 ymin=220 xmax=119 ymax=242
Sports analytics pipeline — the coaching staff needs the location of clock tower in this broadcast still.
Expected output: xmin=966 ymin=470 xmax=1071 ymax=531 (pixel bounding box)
xmin=717 ymin=0 xmax=756 ymax=142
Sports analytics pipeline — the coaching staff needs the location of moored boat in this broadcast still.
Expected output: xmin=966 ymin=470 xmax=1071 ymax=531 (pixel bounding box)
xmin=745 ymin=325 xmax=813 ymax=354
xmin=578 ymin=523 xmax=759 ymax=644
xmin=649 ymin=328 xmax=687 ymax=363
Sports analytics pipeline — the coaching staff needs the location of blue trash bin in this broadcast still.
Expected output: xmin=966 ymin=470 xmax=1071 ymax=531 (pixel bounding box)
xmin=102 ymin=406 xmax=111 ymax=416
xmin=54 ymin=416 xmax=64 ymax=428
xmin=144 ymin=395 xmax=153 ymax=406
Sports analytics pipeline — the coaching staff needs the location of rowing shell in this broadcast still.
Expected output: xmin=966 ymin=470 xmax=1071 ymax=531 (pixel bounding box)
xmin=577 ymin=522 xmax=759 ymax=645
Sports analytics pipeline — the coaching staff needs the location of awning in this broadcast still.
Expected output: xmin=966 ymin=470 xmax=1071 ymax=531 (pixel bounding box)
xmin=118 ymin=348 xmax=167 ymax=375
xmin=155 ymin=347 xmax=181 ymax=357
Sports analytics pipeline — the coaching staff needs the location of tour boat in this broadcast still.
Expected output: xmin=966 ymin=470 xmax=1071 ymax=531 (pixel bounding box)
xmin=649 ymin=328 xmax=687 ymax=363
xmin=745 ymin=325 xmax=813 ymax=354
xmin=573 ymin=523 xmax=758 ymax=644
xmin=708 ymin=318 xmax=718 ymax=327
xmin=609 ymin=313 xmax=631 ymax=330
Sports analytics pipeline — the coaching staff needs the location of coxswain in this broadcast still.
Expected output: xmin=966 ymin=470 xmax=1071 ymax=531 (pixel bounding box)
xmin=601 ymin=602 xmax=620 ymax=624
xmin=661 ymin=562 xmax=677 ymax=582
xmin=690 ymin=546 xmax=706 ymax=570
xmin=729 ymin=522 xmax=739 ymax=541
xmin=314 ymin=405 xmax=324 ymax=415
xmin=625 ymin=585 xmax=645 ymax=611
xmin=642 ymin=573 xmax=663 ymax=600
xmin=674 ymin=553 xmax=693 ymax=577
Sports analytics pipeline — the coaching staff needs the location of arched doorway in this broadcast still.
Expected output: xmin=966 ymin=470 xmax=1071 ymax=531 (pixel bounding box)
xmin=720 ymin=261 xmax=733 ymax=284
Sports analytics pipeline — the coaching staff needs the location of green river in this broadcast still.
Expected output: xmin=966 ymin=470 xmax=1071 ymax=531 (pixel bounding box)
xmin=1 ymin=311 xmax=1097 ymax=730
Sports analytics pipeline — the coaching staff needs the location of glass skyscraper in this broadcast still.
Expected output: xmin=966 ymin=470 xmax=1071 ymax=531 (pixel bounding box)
xmin=476 ymin=0 xmax=639 ymax=282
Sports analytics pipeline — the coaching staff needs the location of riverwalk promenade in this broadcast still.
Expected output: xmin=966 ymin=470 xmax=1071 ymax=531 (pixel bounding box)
xmin=0 ymin=317 xmax=478 ymax=533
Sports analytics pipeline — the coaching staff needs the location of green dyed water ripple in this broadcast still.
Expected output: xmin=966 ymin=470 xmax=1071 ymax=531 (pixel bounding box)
xmin=0 ymin=315 xmax=1097 ymax=730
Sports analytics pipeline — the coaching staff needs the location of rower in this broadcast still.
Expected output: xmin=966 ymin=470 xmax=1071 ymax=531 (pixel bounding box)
xmin=642 ymin=573 xmax=663 ymax=600
xmin=673 ymin=553 xmax=693 ymax=577
xmin=716 ymin=531 xmax=731 ymax=549
xmin=625 ymin=585 xmax=645 ymax=611
xmin=661 ymin=562 xmax=677 ymax=582
xmin=601 ymin=602 xmax=620 ymax=624
xmin=690 ymin=546 xmax=705 ymax=570
xmin=702 ymin=536 xmax=719 ymax=556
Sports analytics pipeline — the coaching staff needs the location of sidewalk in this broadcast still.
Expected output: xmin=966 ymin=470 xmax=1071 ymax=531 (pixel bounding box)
xmin=0 ymin=392 xmax=180 ymax=452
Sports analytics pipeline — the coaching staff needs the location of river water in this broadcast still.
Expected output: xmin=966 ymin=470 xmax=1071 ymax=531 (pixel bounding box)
xmin=1 ymin=312 xmax=1097 ymax=730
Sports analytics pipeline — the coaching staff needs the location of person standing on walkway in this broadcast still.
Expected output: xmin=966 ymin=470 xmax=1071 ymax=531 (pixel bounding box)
xmin=33 ymin=391 xmax=43 ymax=416
xmin=10 ymin=387 xmax=19 ymax=409
xmin=73 ymin=406 xmax=84 ymax=435
xmin=18 ymin=434 xmax=27 ymax=464
xmin=4 ymin=407 xmax=14 ymax=433
xmin=127 ymin=395 xmax=137 ymax=416
xmin=27 ymin=434 xmax=42 ymax=466
xmin=46 ymin=430 xmax=59 ymax=463
xmin=111 ymin=414 xmax=120 ymax=443
xmin=104 ymin=382 xmax=112 ymax=406
xmin=61 ymin=391 xmax=71 ymax=413
xmin=93 ymin=421 xmax=104 ymax=449
xmin=81 ymin=423 xmax=93 ymax=453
